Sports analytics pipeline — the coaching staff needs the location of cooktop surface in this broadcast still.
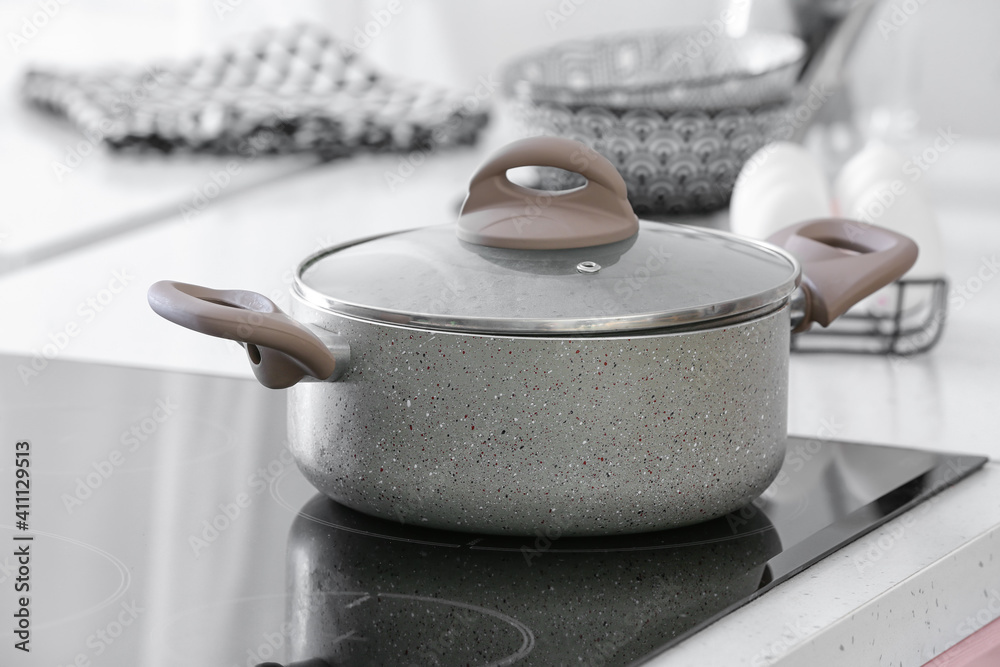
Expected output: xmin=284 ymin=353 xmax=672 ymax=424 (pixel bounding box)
xmin=0 ymin=356 xmax=985 ymax=666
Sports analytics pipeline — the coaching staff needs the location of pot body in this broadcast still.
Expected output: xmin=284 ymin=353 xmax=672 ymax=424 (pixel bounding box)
xmin=288 ymin=296 xmax=790 ymax=536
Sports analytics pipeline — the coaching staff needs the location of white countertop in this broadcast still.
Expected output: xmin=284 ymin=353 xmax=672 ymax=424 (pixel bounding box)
xmin=0 ymin=4 xmax=326 ymax=272
xmin=7 ymin=125 xmax=1000 ymax=665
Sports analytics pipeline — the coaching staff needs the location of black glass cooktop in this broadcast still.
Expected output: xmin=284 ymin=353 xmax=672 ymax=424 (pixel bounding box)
xmin=0 ymin=356 xmax=985 ymax=666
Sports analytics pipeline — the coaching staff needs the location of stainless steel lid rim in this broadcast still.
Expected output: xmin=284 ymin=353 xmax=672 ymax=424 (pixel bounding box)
xmin=293 ymin=222 xmax=801 ymax=336
xmin=291 ymin=283 xmax=791 ymax=340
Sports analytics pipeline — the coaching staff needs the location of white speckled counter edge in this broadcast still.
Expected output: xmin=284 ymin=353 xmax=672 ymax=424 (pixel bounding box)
xmin=645 ymin=462 xmax=1000 ymax=666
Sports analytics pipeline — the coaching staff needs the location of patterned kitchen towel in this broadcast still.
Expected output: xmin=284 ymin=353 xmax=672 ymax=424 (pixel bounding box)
xmin=22 ymin=24 xmax=490 ymax=158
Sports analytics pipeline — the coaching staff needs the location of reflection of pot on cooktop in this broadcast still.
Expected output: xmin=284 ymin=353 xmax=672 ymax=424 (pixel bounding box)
xmin=282 ymin=494 xmax=781 ymax=666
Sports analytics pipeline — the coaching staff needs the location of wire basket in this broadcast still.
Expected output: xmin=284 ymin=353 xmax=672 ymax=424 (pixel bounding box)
xmin=790 ymin=278 xmax=948 ymax=355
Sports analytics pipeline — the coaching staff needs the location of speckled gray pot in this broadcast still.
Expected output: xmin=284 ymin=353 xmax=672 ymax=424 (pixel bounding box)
xmin=146 ymin=139 xmax=915 ymax=539
xmin=285 ymin=494 xmax=781 ymax=666
xmin=287 ymin=297 xmax=789 ymax=536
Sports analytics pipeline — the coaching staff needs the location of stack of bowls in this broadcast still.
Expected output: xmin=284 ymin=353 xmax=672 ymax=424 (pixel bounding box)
xmin=502 ymin=30 xmax=806 ymax=215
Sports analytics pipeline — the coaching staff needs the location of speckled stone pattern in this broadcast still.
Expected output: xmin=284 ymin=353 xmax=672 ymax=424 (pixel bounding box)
xmin=288 ymin=300 xmax=790 ymax=536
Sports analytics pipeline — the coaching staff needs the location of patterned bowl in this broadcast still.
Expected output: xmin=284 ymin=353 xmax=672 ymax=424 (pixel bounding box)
xmin=502 ymin=31 xmax=806 ymax=215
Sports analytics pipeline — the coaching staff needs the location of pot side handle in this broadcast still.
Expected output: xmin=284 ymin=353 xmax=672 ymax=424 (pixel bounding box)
xmin=147 ymin=281 xmax=345 ymax=389
xmin=767 ymin=219 xmax=918 ymax=332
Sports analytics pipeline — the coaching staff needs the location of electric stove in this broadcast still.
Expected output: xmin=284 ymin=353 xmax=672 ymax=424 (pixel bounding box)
xmin=0 ymin=356 xmax=985 ymax=666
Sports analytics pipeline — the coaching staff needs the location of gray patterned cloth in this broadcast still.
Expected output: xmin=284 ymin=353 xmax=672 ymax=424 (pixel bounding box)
xmin=22 ymin=24 xmax=490 ymax=158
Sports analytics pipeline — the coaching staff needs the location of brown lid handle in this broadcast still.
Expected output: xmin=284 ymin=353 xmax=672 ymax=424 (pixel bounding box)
xmin=147 ymin=281 xmax=341 ymax=389
xmin=768 ymin=219 xmax=918 ymax=332
xmin=457 ymin=137 xmax=639 ymax=249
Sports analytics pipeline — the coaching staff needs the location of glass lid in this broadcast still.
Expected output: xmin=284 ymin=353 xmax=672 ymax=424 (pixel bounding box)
xmin=295 ymin=137 xmax=799 ymax=336
xmin=294 ymin=220 xmax=799 ymax=335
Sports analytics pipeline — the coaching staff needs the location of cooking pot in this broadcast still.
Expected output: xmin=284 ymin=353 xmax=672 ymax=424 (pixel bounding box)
xmin=147 ymin=137 xmax=916 ymax=536
xmin=284 ymin=493 xmax=781 ymax=666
